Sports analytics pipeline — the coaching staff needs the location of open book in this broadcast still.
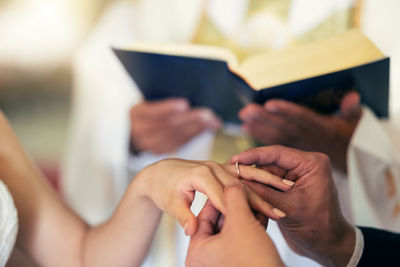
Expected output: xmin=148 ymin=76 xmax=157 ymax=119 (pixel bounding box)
xmin=114 ymin=29 xmax=389 ymax=123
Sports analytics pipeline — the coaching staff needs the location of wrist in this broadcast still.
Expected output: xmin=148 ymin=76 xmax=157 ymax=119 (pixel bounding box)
xmin=128 ymin=166 xmax=158 ymax=212
xmin=316 ymin=220 xmax=356 ymax=267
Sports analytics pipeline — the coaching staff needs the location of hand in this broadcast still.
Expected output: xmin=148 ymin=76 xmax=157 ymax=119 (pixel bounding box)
xmin=239 ymin=92 xmax=362 ymax=172
xmin=130 ymin=98 xmax=221 ymax=154
xmin=186 ymin=181 xmax=284 ymax=267
xmin=231 ymin=146 xmax=356 ymax=267
xmin=133 ymin=159 xmax=294 ymax=236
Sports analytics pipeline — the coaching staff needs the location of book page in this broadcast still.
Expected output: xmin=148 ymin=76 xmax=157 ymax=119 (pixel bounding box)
xmin=122 ymin=42 xmax=239 ymax=67
xmin=233 ymin=29 xmax=385 ymax=90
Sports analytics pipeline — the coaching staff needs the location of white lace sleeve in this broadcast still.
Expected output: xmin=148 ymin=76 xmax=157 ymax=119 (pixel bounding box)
xmin=0 ymin=180 xmax=18 ymax=267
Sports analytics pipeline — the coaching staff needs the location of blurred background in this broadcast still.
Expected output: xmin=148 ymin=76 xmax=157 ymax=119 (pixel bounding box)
xmin=1 ymin=0 xmax=399 ymax=192
xmin=0 ymin=0 xmax=114 ymax=190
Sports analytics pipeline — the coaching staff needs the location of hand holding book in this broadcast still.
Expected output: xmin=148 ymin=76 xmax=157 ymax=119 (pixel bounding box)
xmin=129 ymin=98 xmax=221 ymax=154
xmin=240 ymin=91 xmax=362 ymax=173
xmin=114 ymin=29 xmax=389 ymax=123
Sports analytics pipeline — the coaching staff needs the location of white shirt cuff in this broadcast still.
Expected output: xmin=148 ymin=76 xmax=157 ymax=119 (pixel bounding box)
xmin=347 ymin=227 xmax=364 ymax=267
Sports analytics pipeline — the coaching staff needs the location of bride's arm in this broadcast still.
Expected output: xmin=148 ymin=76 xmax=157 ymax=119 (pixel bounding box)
xmin=0 ymin=111 xmax=290 ymax=266
xmin=0 ymin=111 xmax=94 ymax=266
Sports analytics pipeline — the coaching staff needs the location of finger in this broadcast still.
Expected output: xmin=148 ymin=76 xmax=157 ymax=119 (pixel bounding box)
xmin=131 ymin=129 xmax=184 ymax=154
xmin=340 ymin=91 xmax=361 ymax=121
xmin=196 ymin=162 xmax=285 ymax=219
xmin=132 ymin=108 xmax=220 ymax=153
xmin=255 ymin=212 xmax=269 ymax=229
xmin=171 ymin=108 xmax=221 ymax=130
xmin=223 ymin=181 xmax=255 ymax=226
xmin=239 ymin=103 xmax=265 ymax=122
xmin=165 ymin=109 xmax=221 ymax=147
xmin=144 ymin=109 xmax=221 ymax=153
xmin=247 ymin=186 xmax=285 ymax=220
xmin=242 ymin=120 xmax=295 ymax=146
xmin=130 ymin=115 xmax=180 ymax=137
xmin=192 ymin=200 xmax=220 ymax=239
xmin=203 ymin=163 xmax=286 ymax=220
xmin=264 ymin=99 xmax=328 ymax=130
xmin=130 ymin=130 xmax=172 ymax=153
xmin=130 ymin=98 xmax=189 ymax=120
xmin=243 ymin=180 xmax=290 ymax=212
xmin=190 ymin=165 xmax=225 ymax=214
xmin=241 ymin=104 xmax=301 ymax=140
xmin=133 ymin=107 xmax=220 ymax=135
xmin=239 ymin=164 xmax=295 ymax=189
xmin=201 ymin=161 xmax=238 ymax=187
xmin=170 ymin=198 xmax=198 ymax=236
xmin=216 ymin=214 xmax=225 ymax=232
xmin=221 ymin=164 xmax=294 ymax=191
xmin=230 ymin=145 xmax=308 ymax=172
xmin=132 ymin=108 xmax=221 ymax=154
xmin=256 ymin=164 xmax=288 ymax=178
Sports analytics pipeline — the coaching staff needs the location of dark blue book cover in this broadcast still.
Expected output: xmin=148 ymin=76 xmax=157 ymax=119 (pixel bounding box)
xmin=113 ymin=48 xmax=389 ymax=123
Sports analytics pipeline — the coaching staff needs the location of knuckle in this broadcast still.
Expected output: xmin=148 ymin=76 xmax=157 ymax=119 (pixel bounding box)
xmin=284 ymin=202 xmax=296 ymax=215
xmin=313 ymin=152 xmax=330 ymax=165
xmin=191 ymin=164 xmax=212 ymax=177
xmin=129 ymin=110 xmax=138 ymax=120
xmin=203 ymin=160 xmax=219 ymax=169
xmin=129 ymin=105 xmax=137 ymax=114
xmin=259 ymin=189 xmax=271 ymax=203
xmin=271 ymin=144 xmax=285 ymax=151
xmin=129 ymin=104 xmax=142 ymax=117
xmin=130 ymin=124 xmax=141 ymax=135
xmin=182 ymin=123 xmax=203 ymax=138
xmin=197 ymin=109 xmax=215 ymax=123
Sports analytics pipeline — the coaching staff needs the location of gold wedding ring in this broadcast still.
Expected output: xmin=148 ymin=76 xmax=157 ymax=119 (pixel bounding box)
xmin=235 ymin=161 xmax=241 ymax=178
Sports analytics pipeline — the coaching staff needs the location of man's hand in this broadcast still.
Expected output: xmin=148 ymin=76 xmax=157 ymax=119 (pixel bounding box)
xmin=230 ymin=146 xmax=356 ymax=267
xmin=130 ymin=98 xmax=221 ymax=154
xmin=186 ymin=181 xmax=284 ymax=267
xmin=239 ymin=92 xmax=362 ymax=172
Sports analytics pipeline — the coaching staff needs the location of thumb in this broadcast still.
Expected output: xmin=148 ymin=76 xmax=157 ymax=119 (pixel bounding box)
xmin=191 ymin=200 xmax=220 ymax=240
xmin=223 ymin=180 xmax=255 ymax=227
xmin=340 ymin=91 xmax=361 ymax=121
xmin=170 ymin=199 xmax=198 ymax=236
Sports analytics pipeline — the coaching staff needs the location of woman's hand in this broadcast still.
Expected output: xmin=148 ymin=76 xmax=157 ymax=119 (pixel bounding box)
xmin=132 ymin=158 xmax=294 ymax=236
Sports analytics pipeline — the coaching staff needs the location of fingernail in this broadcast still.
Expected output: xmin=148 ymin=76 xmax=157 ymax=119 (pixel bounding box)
xmin=200 ymin=110 xmax=213 ymax=121
xmin=282 ymin=179 xmax=294 ymax=186
xmin=265 ymin=102 xmax=279 ymax=113
xmin=184 ymin=222 xmax=190 ymax=235
xmin=245 ymin=112 xmax=261 ymax=122
xmin=273 ymin=208 xmax=286 ymax=218
xmin=174 ymin=100 xmax=189 ymax=111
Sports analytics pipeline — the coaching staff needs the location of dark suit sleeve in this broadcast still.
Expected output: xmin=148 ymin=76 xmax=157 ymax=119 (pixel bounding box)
xmin=358 ymin=227 xmax=400 ymax=266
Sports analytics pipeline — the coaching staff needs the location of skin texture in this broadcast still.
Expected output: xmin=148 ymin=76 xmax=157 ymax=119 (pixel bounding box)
xmin=0 ymin=110 xmax=290 ymax=266
xmin=239 ymin=92 xmax=362 ymax=173
xmin=186 ymin=181 xmax=284 ymax=267
xmin=129 ymin=98 xmax=221 ymax=154
xmin=137 ymin=159 xmax=294 ymax=236
xmin=231 ymin=145 xmax=356 ymax=267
